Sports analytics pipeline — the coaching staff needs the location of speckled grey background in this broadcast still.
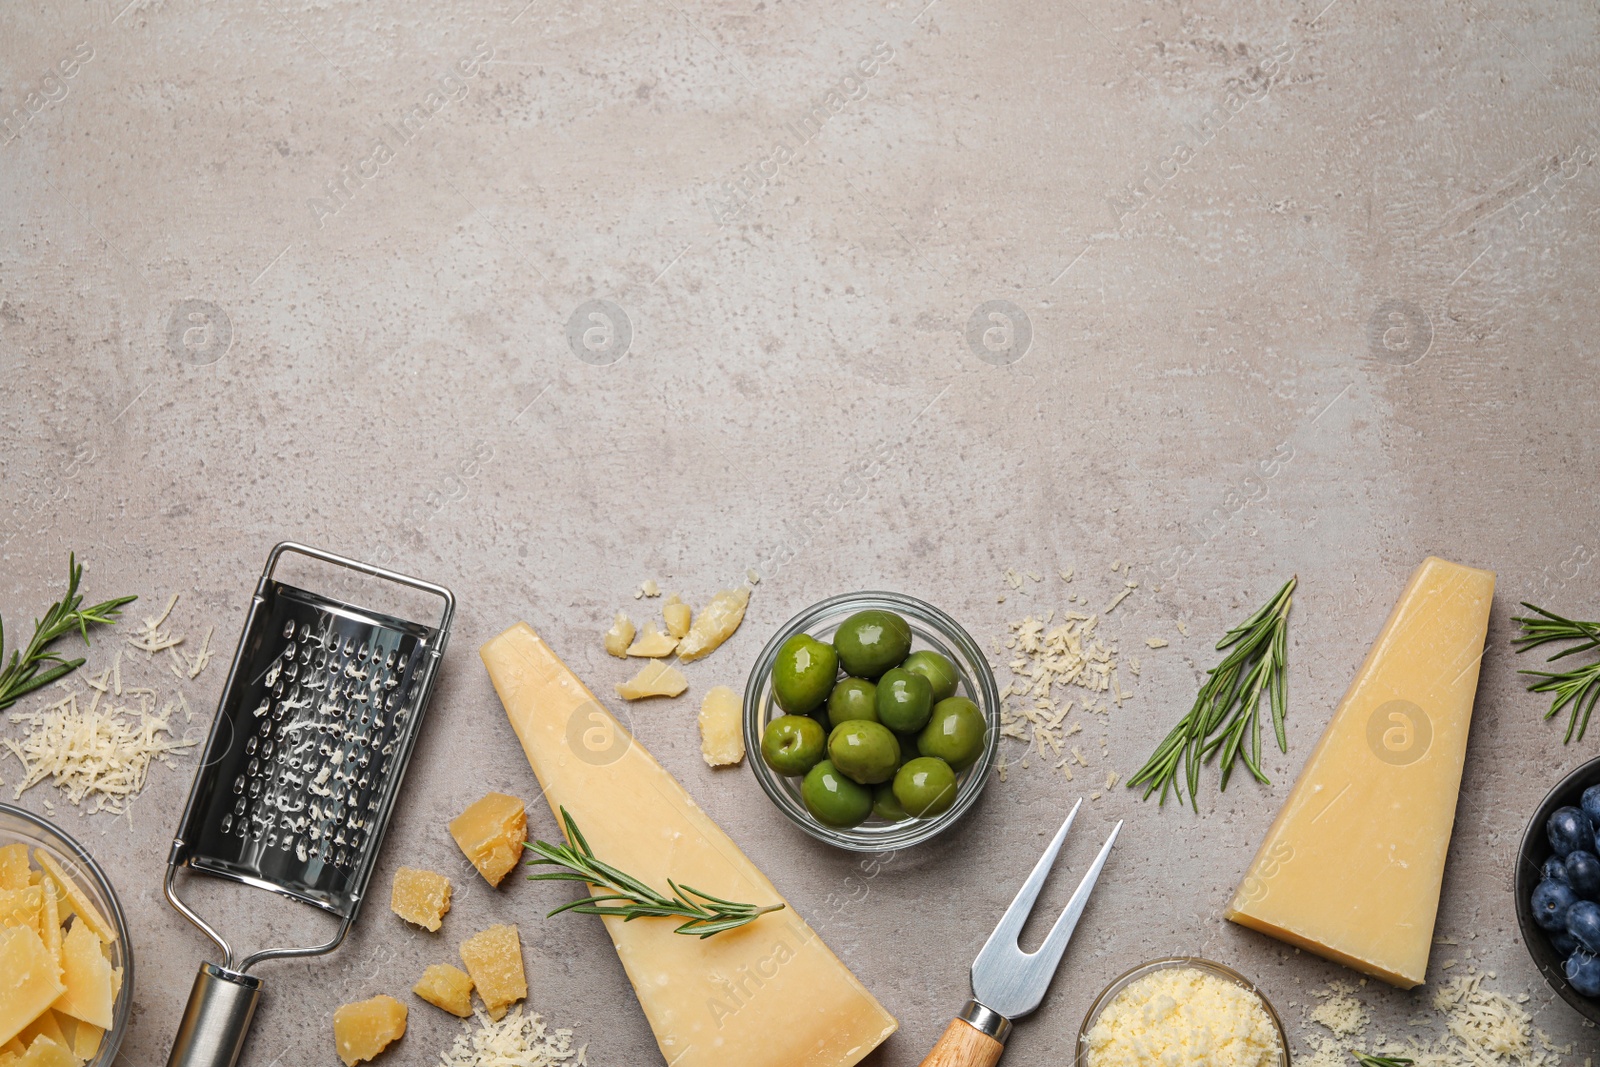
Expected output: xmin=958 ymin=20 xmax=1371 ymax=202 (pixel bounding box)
xmin=3 ymin=0 xmax=1599 ymax=1063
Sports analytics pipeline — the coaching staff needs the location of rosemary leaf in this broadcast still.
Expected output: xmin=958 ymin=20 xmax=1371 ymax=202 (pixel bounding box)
xmin=526 ymin=807 xmax=784 ymax=938
xmin=0 ymin=554 xmax=135 ymax=712
xmin=1126 ymin=576 xmax=1296 ymax=810
xmin=1513 ymin=602 xmax=1600 ymax=743
xmin=1351 ymin=1053 xmax=1413 ymax=1067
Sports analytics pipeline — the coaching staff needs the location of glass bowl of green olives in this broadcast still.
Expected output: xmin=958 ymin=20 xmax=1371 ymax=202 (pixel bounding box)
xmin=744 ymin=591 xmax=1000 ymax=851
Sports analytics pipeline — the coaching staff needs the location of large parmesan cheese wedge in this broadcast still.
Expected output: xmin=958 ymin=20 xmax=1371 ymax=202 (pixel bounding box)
xmin=481 ymin=623 xmax=897 ymax=1067
xmin=1225 ymin=557 xmax=1495 ymax=988
xmin=0 ymin=926 xmax=66 ymax=1046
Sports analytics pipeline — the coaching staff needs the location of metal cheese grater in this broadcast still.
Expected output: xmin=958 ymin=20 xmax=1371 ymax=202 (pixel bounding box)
xmin=164 ymin=543 xmax=454 ymax=1067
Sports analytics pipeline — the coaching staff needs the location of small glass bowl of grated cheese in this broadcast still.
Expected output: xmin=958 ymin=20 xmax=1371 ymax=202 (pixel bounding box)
xmin=1077 ymin=957 xmax=1287 ymax=1067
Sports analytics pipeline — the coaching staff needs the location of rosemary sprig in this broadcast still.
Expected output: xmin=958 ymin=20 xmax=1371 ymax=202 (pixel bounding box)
xmin=0 ymin=555 xmax=136 ymax=712
xmin=1513 ymin=602 xmax=1600 ymax=743
xmin=1350 ymin=1053 xmax=1413 ymax=1067
xmin=525 ymin=807 xmax=785 ymax=938
xmin=1127 ymin=576 xmax=1296 ymax=810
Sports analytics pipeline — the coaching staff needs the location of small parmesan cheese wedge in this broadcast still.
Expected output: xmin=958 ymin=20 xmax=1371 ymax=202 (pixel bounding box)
xmin=15 ymin=1010 xmax=64 ymax=1051
xmin=51 ymin=921 xmax=113 ymax=1030
xmin=33 ymin=854 xmax=114 ymax=945
xmin=603 ymin=613 xmax=635 ymax=659
xmin=615 ymin=661 xmax=688 ymax=700
xmin=459 ymin=925 xmax=527 ymax=1022
xmin=36 ymin=886 xmax=60 ymax=973
xmin=676 ymin=587 xmax=750 ymax=662
xmin=389 ymin=868 xmax=452 ymax=932
xmin=697 ymin=686 xmax=744 ymax=766
xmin=333 ymin=995 xmax=407 ymax=1066
xmin=0 ymin=927 xmax=66 ymax=1046
xmin=412 ymin=963 xmax=474 ymax=1018
xmin=0 ymin=846 xmax=28 ymax=891
xmin=448 ymin=794 xmax=527 ymax=889
xmin=625 ymin=623 xmax=679 ymax=658
xmin=70 ymin=1020 xmax=104 ymax=1062
xmin=12 ymin=1034 xmax=74 ymax=1067
xmin=663 ymin=595 xmax=691 ymax=639
xmin=0 ymin=887 xmax=42 ymax=931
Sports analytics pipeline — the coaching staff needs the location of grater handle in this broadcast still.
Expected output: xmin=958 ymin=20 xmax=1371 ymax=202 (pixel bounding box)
xmin=166 ymin=962 xmax=262 ymax=1067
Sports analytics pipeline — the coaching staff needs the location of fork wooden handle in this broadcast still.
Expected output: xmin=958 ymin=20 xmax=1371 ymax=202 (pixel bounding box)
xmin=918 ymin=1017 xmax=1005 ymax=1067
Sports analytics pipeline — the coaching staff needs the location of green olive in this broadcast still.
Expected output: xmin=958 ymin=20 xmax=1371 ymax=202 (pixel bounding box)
xmin=901 ymin=650 xmax=960 ymax=702
xmin=801 ymin=760 xmax=872 ymax=827
xmin=826 ymin=677 xmax=879 ymax=727
xmin=760 ymin=714 xmax=827 ymax=777
xmin=771 ymin=634 xmax=838 ymax=716
xmin=827 ymin=720 xmax=901 ymax=785
xmin=831 ymin=610 xmax=913 ymax=679
xmin=875 ymin=667 xmax=933 ymax=733
xmin=893 ymin=757 xmax=958 ymax=817
xmin=872 ymin=783 xmax=911 ymax=822
xmin=917 ymin=696 xmax=987 ymax=771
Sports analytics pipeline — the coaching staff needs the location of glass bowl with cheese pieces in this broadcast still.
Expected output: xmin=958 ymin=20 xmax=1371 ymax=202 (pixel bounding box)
xmin=1076 ymin=957 xmax=1288 ymax=1067
xmin=0 ymin=801 xmax=132 ymax=1065
xmin=744 ymin=590 xmax=1000 ymax=852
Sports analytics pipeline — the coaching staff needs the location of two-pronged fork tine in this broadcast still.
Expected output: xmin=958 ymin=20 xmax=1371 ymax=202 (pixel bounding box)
xmin=918 ymin=800 xmax=1122 ymax=1067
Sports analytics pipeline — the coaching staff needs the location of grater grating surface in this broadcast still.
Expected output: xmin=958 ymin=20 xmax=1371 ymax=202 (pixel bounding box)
xmin=180 ymin=583 xmax=439 ymax=915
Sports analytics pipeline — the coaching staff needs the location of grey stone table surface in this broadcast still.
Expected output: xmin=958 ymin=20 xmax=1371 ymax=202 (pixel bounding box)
xmin=3 ymin=0 xmax=1598 ymax=1063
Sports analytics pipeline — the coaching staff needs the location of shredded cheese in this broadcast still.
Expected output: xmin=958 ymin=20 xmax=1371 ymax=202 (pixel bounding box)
xmin=1085 ymin=965 xmax=1280 ymax=1067
xmin=994 ymin=594 xmax=1129 ymax=782
xmin=438 ymin=1006 xmax=586 ymax=1067
xmin=3 ymin=682 xmax=196 ymax=814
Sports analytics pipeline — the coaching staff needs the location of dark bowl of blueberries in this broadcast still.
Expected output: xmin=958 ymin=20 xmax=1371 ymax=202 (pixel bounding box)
xmin=1516 ymin=755 xmax=1600 ymax=1022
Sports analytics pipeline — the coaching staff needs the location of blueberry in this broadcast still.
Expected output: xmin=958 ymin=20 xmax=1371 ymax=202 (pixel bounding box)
xmin=1535 ymin=879 xmax=1579 ymax=930
xmin=1547 ymin=855 xmax=1574 ymax=884
xmin=1549 ymin=806 xmax=1594 ymax=856
xmin=1552 ymin=929 xmax=1581 ymax=956
xmin=1571 ymin=852 xmax=1600 ymax=900
xmin=1570 ymin=900 xmax=1600 ymax=952
xmin=1583 ymin=784 xmax=1600 ymax=828
xmin=1569 ymin=950 xmax=1600 ymax=997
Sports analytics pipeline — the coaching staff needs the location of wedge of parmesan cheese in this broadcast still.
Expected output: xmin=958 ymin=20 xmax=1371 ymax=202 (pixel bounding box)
xmin=481 ymin=623 xmax=896 ymax=1067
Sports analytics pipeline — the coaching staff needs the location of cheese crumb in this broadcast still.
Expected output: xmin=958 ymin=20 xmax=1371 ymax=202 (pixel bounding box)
xmin=1146 ymin=637 xmax=1168 ymax=649
xmin=1086 ymin=965 xmax=1280 ymax=1067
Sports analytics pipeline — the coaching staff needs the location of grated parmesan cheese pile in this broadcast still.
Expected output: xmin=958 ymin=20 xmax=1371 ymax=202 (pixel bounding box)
xmin=1297 ymin=972 xmax=1570 ymax=1067
xmin=438 ymin=1006 xmax=586 ymax=1067
xmin=1084 ymin=965 xmax=1282 ymax=1067
xmin=1 ymin=592 xmax=206 ymax=816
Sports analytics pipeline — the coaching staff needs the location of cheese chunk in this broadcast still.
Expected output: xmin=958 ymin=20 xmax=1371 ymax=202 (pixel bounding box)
xmin=0 ymin=888 xmax=42 ymax=931
xmin=481 ymin=622 xmax=897 ymax=1067
xmin=664 ymin=596 xmax=691 ymax=639
xmin=677 ymin=587 xmax=749 ymax=661
xmin=698 ymin=686 xmax=745 ymax=766
xmin=412 ymin=963 xmax=474 ymax=1018
xmin=604 ymin=613 xmax=636 ymax=658
xmin=1225 ymin=557 xmax=1495 ymax=988
xmin=626 ymin=623 xmax=679 ymax=658
xmin=448 ymin=793 xmax=526 ymax=888
xmin=333 ymin=995 xmax=406 ymax=1066
xmin=0 ymin=846 xmax=28 ymax=891
xmin=12 ymin=1034 xmax=73 ymax=1067
xmin=458 ymin=925 xmax=526 ymax=1021
xmin=33 ymin=853 xmax=114 ymax=944
xmin=0 ymin=927 xmax=66 ymax=1046
xmin=616 ymin=660 xmax=688 ymax=700
xmin=389 ymin=868 xmax=452 ymax=932
xmin=52 ymin=921 xmax=113 ymax=1029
